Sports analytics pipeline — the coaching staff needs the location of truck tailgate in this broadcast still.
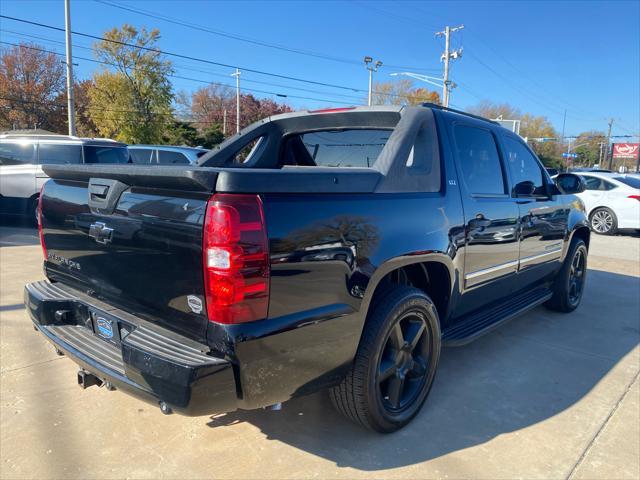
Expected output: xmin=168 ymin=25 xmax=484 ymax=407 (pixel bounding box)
xmin=40 ymin=165 xmax=218 ymax=343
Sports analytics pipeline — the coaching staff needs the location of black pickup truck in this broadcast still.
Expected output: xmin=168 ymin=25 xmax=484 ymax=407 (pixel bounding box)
xmin=25 ymin=104 xmax=590 ymax=432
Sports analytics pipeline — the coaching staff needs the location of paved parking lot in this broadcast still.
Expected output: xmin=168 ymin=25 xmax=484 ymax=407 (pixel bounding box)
xmin=1 ymin=222 xmax=638 ymax=479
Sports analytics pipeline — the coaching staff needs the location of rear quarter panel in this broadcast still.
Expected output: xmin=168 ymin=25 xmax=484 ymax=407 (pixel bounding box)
xmin=220 ymin=190 xmax=465 ymax=409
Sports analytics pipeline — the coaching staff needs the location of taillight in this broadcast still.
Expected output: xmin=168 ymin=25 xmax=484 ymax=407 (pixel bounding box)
xmin=38 ymin=188 xmax=47 ymax=260
xmin=202 ymin=194 xmax=269 ymax=324
xmin=628 ymin=195 xmax=640 ymax=201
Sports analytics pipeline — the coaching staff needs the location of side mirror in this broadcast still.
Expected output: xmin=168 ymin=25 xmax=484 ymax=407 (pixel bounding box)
xmin=513 ymin=180 xmax=536 ymax=197
xmin=555 ymin=173 xmax=586 ymax=194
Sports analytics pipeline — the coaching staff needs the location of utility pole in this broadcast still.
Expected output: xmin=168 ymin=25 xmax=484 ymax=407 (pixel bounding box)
xmin=231 ymin=68 xmax=241 ymax=133
xmin=64 ymin=0 xmax=76 ymax=136
xmin=364 ymin=56 xmax=383 ymax=106
xmin=560 ymin=109 xmax=567 ymax=154
xmin=435 ymin=25 xmax=464 ymax=108
xmin=605 ymin=118 xmax=614 ymax=169
xmin=222 ymin=109 xmax=227 ymax=136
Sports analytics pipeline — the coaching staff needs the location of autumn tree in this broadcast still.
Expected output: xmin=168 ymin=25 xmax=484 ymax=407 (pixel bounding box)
xmin=188 ymin=84 xmax=291 ymax=136
xmin=469 ymin=100 xmax=562 ymax=167
xmin=0 ymin=43 xmax=65 ymax=131
xmin=468 ymin=100 xmax=521 ymax=120
xmin=54 ymin=79 xmax=100 ymax=137
xmin=89 ymin=25 xmax=173 ymax=143
xmin=371 ymin=79 xmax=440 ymax=106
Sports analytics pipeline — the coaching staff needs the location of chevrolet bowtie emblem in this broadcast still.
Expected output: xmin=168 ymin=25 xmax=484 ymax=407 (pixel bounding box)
xmin=89 ymin=221 xmax=114 ymax=245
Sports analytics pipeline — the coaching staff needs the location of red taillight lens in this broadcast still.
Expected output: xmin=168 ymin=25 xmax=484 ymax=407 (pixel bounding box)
xmin=628 ymin=195 xmax=640 ymax=201
xmin=38 ymin=188 xmax=47 ymax=260
xmin=202 ymin=194 xmax=269 ymax=324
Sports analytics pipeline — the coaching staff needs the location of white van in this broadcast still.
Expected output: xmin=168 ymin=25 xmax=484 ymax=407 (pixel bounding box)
xmin=0 ymin=134 xmax=128 ymax=224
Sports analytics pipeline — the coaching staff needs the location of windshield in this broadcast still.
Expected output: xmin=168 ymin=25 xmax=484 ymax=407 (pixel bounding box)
xmin=613 ymin=175 xmax=640 ymax=189
xmin=83 ymin=145 xmax=129 ymax=164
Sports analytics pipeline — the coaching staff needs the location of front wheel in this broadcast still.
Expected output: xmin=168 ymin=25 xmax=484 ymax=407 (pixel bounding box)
xmin=590 ymin=207 xmax=617 ymax=235
xmin=330 ymin=286 xmax=441 ymax=433
xmin=545 ymin=239 xmax=588 ymax=312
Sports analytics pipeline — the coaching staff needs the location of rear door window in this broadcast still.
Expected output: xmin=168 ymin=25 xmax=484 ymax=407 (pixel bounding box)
xmin=83 ymin=146 xmax=129 ymax=164
xmin=453 ymin=125 xmax=506 ymax=195
xmin=0 ymin=142 xmax=36 ymax=165
xmin=129 ymin=148 xmax=155 ymax=164
xmin=38 ymin=143 xmax=82 ymax=164
xmin=157 ymin=150 xmax=191 ymax=164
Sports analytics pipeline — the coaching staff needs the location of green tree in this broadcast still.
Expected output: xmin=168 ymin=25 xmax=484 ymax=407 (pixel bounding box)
xmin=89 ymin=25 xmax=173 ymax=143
xmin=371 ymin=79 xmax=440 ymax=106
xmin=572 ymin=131 xmax=607 ymax=167
xmin=162 ymin=120 xmax=199 ymax=146
xmin=198 ymin=124 xmax=225 ymax=149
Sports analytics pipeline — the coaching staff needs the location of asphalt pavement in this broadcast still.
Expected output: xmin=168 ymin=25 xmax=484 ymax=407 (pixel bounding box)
xmin=1 ymin=222 xmax=638 ymax=479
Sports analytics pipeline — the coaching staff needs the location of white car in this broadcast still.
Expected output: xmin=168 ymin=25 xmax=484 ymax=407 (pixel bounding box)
xmin=574 ymin=172 xmax=640 ymax=235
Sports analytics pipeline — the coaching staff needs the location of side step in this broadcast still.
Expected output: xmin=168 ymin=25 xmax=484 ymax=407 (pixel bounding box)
xmin=442 ymin=287 xmax=552 ymax=346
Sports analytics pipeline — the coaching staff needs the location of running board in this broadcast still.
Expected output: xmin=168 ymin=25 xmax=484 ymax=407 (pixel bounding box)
xmin=442 ymin=287 xmax=552 ymax=346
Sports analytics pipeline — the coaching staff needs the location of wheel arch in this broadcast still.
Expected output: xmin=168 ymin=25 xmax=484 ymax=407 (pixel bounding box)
xmin=360 ymin=253 xmax=456 ymax=329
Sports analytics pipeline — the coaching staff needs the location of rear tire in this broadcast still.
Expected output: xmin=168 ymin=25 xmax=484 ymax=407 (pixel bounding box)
xmin=330 ymin=286 xmax=441 ymax=433
xmin=590 ymin=207 xmax=617 ymax=235
xmin=545 ymin=239 xmax=588 ymax=313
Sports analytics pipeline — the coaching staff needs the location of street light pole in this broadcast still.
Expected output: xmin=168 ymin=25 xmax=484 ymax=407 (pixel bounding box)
xmin=231 ymin=68 xmax=241 ymax=133
xmin=64 ymin=0 xmax=76 ymax=136
xmin=364 ymin=57 xmax=382 ymax=106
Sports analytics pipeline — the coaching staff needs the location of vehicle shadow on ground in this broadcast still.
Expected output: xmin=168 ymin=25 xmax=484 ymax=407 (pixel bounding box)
xmin=207 ymin=269 xmax=639 ymax=470
xmin=0 ymin=217 xmax=39 ymax=247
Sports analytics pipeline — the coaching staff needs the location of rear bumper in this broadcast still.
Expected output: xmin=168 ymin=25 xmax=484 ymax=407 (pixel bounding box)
xmin=24 ymin=280 xmax=238 ymax=416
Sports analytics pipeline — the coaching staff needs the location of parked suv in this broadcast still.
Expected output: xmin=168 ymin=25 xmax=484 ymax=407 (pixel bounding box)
xmin=0 ymin=134 xmax=128 ymax=224
xmin=128 ymin=145 xmax=209 ymax=165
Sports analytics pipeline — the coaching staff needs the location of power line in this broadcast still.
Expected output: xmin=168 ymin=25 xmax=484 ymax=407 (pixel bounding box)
xmin=0 ymin=14 xmax=366 ymax=93
xmin=0 ymin=19 xmax=424 ymax=104
xmin=94 ymin=0 xmax=441 ymax=73
xmin=0 ymin=29 xmax=367 ymax=101
xmin=0 ymin=41 xmax=357 ymax=105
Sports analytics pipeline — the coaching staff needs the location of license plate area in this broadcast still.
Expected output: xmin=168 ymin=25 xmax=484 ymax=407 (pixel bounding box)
xmin=89 ymin=309 xmax=122 ymax=346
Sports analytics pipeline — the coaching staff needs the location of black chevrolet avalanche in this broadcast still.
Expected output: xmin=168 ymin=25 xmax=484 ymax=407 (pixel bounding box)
xmin=25 ymin=104 xmax=589 ymax=432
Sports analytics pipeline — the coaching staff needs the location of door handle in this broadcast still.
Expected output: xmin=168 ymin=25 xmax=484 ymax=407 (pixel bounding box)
xmin=469 ymin=214 xmax=491 ymax=228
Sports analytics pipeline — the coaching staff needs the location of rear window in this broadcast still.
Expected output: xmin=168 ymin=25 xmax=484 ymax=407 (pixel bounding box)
xmin=38 ymin=143 xmax=82 ymax=164
xmin=613 ymin=176 xmax=640 ymax=189
xmin=283 ymin=129 xmax=391 ymax=168
xmin=0 ymin=142 xmax=36 ymax=165
xmin=83 ymin=146 xmax=129 ymax=164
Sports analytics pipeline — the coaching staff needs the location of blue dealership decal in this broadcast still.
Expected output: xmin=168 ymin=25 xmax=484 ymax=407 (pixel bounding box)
xmin=96 ymin=317 xmax=114 ymax=339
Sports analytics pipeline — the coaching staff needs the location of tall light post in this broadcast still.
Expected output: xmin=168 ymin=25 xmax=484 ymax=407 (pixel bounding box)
xmin=64 ymin=0 xmax=76 ymax=136
xmin=364 ymin=56 xmax=383 ymax=106
xmin=231 ymin=68 xmax=241 ymax=133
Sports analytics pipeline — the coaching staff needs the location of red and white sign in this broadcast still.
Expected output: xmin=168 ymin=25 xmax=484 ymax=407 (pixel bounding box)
xmin=613 ymin=143 xmax=639 ymax=159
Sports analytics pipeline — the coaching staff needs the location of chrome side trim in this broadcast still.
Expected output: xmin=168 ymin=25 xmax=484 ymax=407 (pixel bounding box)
xmin=465 ymin=259 xmax=519 ymax=281
xmin=519 ymin=248 xmax=563 ymax=267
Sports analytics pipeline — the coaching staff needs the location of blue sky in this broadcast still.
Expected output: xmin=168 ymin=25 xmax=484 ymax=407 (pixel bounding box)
xmin=1 ymin=0 xmax=638 ymax=138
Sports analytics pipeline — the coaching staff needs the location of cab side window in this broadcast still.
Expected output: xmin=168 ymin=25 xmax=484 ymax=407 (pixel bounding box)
xmin=503 ymin=136 xmax=545 ymax=196
xmin=38 ymin=144 xmax=82 ymax=164
xmin=453 ymin=125 xmax=506 ymax=195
